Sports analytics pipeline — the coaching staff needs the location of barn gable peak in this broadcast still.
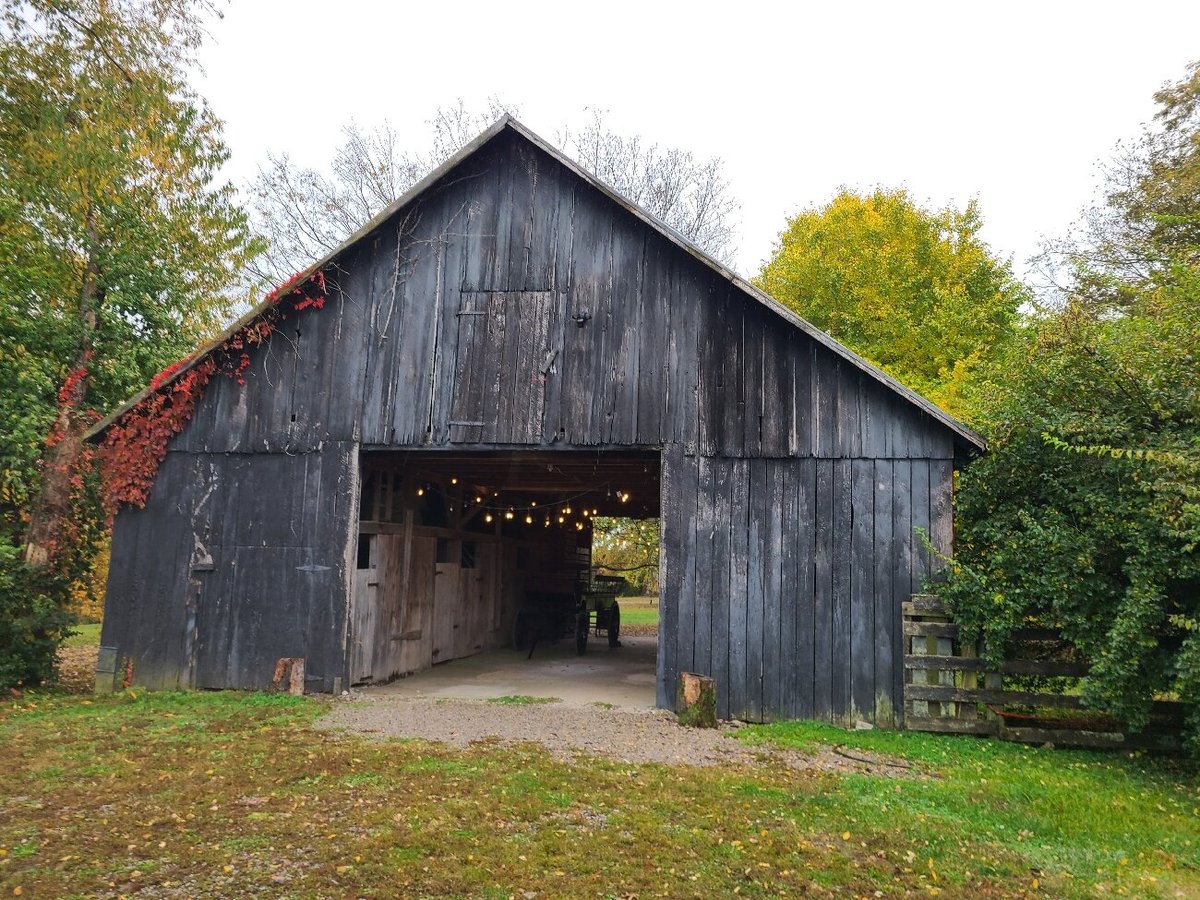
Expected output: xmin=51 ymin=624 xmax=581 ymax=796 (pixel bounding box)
xmin=90 ymin=115 xmax=983 ymax=454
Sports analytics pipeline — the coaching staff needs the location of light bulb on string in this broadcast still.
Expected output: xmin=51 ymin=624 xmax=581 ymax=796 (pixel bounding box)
xmin=524 ymin=514 xmax=534 ymax=524
xmin=416 ymin=486 xmax=425 ymax=497
xmin=475 ymin=495 xmax=483 ymax=504
xmin=504 ymin=510 xmax=514 ymax=521
xmin=575 ymin=521 xmax=584 ymax=531
xmin=450 ymin=477 xmax=458 ymax=485
xmin=564 ymin=505 xmax=572 ymax=515
xmin=557 ymin=515 xmax=565 ymax=524
xmin=484 ymin=513 xmax=494 ymax=524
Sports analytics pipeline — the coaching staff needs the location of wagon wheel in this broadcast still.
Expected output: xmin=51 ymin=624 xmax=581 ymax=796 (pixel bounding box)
xmin=575 ymin=609 xmax=589 ymax=655
xmin=512 ymin=608 xmax=532 ymax=652
xmin=607 ymin=601 xmax=621 ymax=648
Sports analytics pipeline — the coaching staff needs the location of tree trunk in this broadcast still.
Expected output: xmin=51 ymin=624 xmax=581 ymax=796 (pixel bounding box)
xmin=23 ymin=209 xmax=100 ymax=570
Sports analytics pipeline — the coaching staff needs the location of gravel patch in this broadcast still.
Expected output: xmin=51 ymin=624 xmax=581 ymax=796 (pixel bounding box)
xmin=318 ymin=694 xmax=915 ymax=776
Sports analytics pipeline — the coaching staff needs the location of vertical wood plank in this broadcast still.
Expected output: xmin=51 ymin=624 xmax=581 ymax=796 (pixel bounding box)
xmin=892 ymin=459 xmax=913 ymax=717
xmin=911 ymin=460 xmax=932 ymax=593
xmin=812 ymin=458 xmax=834 ymax=720
xmin=720 ymin=292 xmax=746 ymax=456
xmin=728 ymin=458 xmax=750 ymax=718
xmin=930 ymin=458 xmax=954 ymax=579
xmin=671 ymin=261 xmax=706 ymax=451
xmin=850 ymin=458 xmax=876 ymax=724
xmin=789 ymin=336 xmax=813 ymax=458
xmin=760 ymin=320 xmax=790 ymax=457
xmin=692 ymin=456 xmax=715 ymax=678
xmin=741 ymin=310 xmax=765 ymax=458
xmin=793 ymin=458 xmax=816 ymax=719
xmin=479 ymin=293 xmax=509 ymax=444
xmin=391 ymin=205 xmax=444 ymax=445
xmin=675 ymin=449 xmax=700 ymax=697
xmin=761 ymin=461 xmax=785 ymax=720
xmin=812 ymin=348 xmax=838 ymax=458
xmin=709 ymin=458 xmax=733 ymax=720
xmin=873 ymin=460 xmax=897 ymax=726
xmin=831 ymin=459 xmax=853 ymax=723
xmin=429 ymin=176 xmax=477 ymax=445
xmin=541 ymin=168 xmax=575 ymax=443
xmin=744 ymin=460 xmax=767 ymax=721
xmin=657 ymin=446 xmax=685 ymax=707
xmin=606 ymin=221 xmax=645 ymax=444
xmin=696 ymin=284 xmax=724 ymax=457
xmin=563 ymin=194 xmax=612 ymax=443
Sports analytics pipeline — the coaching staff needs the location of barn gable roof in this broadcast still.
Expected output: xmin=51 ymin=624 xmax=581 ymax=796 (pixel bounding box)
xmin=90 ymin=116 xmax=985 ymax=453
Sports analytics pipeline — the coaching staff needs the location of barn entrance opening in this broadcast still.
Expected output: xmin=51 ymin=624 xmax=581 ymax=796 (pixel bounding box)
xmin=350 ymin=449 xmax=661 ymax=693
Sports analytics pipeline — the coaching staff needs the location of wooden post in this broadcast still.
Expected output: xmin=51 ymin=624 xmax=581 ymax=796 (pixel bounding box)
xmin=272 ymin=657 xmax=306 ymax=696
xmin=676 ymin=672 xmax=717 ymax=728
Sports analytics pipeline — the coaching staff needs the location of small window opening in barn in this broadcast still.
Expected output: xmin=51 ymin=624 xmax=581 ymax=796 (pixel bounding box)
xmin=356 ymin=534 xmax=374 ymax=570
xmin=460 ymin=540 xmax=477 ymax=569
xmin=435 ymin=537 xmax=452 ymax=564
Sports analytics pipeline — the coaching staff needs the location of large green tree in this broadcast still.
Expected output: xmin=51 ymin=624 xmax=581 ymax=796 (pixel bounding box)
xmin=756 ymin=189 xmax=1027 ymax=415
xmin=0 ymin=0 xmax=258 ymax=685
xmin=940 ymin=62 xmax=1200 ymax=748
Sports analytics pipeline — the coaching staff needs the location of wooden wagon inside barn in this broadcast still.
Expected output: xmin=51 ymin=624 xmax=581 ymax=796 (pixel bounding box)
xmin=91 ymin=116 xmax=982 ymax=725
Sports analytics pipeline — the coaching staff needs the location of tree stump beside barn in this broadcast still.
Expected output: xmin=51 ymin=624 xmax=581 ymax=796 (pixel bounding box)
xmin=89 ymin=117 xmax=982 ymax=725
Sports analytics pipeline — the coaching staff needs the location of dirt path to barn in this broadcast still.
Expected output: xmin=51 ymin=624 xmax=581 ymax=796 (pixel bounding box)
xmin=318 ymin=694 xmax=911 ymax=775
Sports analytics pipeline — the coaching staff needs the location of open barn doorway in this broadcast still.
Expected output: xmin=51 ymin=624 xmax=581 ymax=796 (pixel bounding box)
xmin=349 ymin=450 xmax=661 ymax=703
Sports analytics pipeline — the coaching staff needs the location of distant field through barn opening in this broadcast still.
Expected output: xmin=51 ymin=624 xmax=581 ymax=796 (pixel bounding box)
xmin=350 ymin=449 xmax=661 ymax=698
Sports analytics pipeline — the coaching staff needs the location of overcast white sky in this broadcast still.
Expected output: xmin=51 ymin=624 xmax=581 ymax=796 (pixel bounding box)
xmin=196 ymin=1 xmax=1200 ymax=282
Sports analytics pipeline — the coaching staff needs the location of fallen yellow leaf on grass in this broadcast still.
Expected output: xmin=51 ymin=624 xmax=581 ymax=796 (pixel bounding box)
xmin=841 ymin=831 xmax=850 ymax=840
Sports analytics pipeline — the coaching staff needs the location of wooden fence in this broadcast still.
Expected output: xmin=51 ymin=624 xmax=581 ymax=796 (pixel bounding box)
xmin=903 ymin=595 xmax=1184 ymax=750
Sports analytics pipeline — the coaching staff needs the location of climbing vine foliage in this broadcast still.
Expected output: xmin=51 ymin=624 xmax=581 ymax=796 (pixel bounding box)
xmin=98 ymin=271 xmax=327 ymax=512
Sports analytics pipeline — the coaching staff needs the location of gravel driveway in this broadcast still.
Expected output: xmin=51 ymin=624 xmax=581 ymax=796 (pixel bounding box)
xmin=318 ymin=695 xmax=914 ymax=776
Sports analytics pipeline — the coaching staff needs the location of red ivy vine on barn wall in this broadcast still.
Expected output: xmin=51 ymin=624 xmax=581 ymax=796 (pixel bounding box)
xmin=98 ymin=271 xmax=328 ymax=514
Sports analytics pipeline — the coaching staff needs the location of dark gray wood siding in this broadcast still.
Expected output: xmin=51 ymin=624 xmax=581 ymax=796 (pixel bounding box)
xmin=103 ymin=126 xmax=960 ymax=720
xmin=658 ymin=449 xmax=953 ymax=723
xmin=102 ymin=444 xmax=358 ymax=692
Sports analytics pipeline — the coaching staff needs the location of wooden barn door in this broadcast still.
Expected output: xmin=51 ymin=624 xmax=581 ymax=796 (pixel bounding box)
xmin=449 ymin=291 xmax=556 ymax=444
xmin=431 ymin=538 xmax=462 ymax=663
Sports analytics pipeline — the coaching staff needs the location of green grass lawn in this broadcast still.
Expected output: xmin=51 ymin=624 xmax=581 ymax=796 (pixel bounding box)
xmin=0 ymin=690 xmax=1195 ymax=898
xmin=619 ymin=595 xmax=659 ymax=627
xmin=60 ymin=623 xmax=101 ymax=648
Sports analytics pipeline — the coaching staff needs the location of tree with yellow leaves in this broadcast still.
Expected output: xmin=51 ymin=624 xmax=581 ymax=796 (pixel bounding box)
xmin=755 ymin=189 xmax=1027 ymax=416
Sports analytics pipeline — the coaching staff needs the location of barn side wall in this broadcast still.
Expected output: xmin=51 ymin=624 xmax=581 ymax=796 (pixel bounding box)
xmin=100 ymin=444 xmax=358 ymax=693
xmin=659 ymin=448 xmax=953 ymax=724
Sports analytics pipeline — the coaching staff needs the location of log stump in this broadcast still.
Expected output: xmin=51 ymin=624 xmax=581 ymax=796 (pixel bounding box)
xmin=676 ymin=672 xmax=717 ymax=728
xmin=272 ymin=657 xmax=305 ymax=696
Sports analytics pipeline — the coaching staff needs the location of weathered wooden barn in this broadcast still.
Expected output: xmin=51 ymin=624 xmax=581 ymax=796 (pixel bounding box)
xmin=94 ymin=116 xmax=983 ymax=724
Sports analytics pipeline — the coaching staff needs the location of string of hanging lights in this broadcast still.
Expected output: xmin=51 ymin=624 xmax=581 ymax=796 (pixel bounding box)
xmin=402 ymin=476 xmax=632 ymax=532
